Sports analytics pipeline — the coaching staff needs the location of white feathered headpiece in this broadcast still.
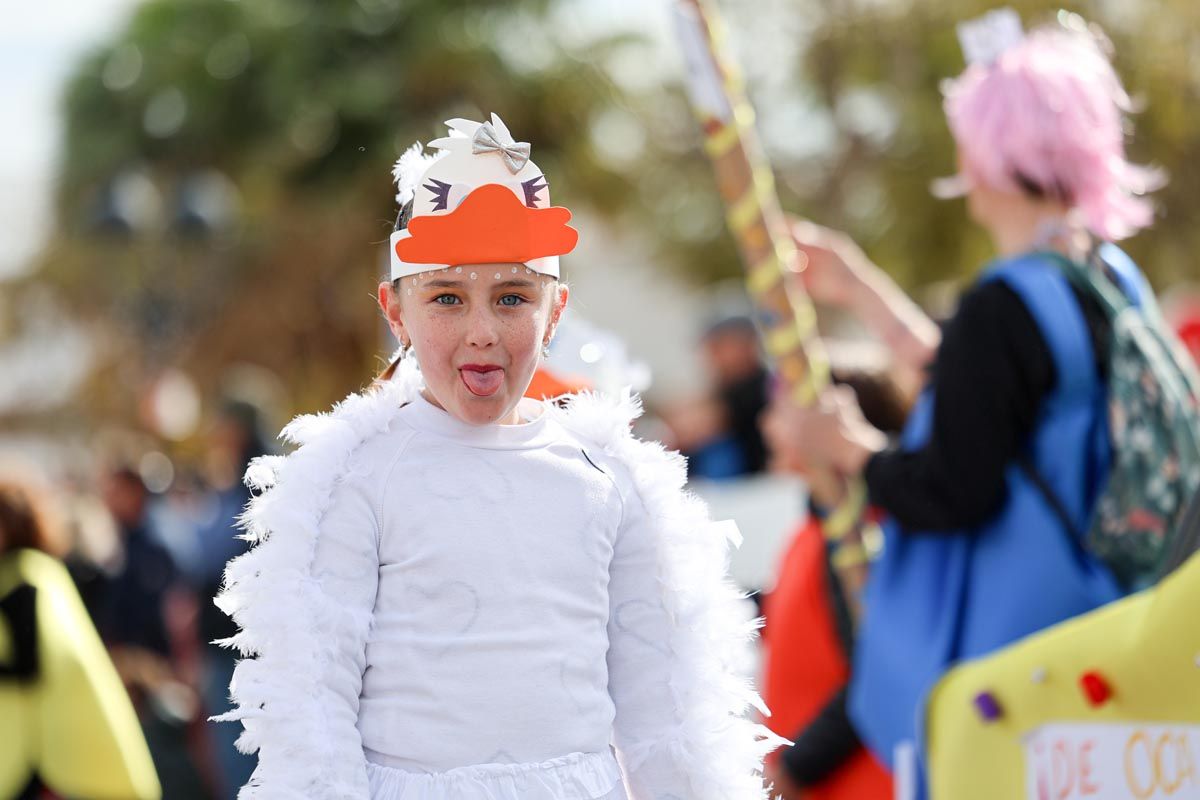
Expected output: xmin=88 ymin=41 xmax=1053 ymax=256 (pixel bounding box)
xmin=388 ymin=113 xmax=577 ymax=281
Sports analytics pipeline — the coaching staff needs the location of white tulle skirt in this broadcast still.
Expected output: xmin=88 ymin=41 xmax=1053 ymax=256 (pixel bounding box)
xmin=366 ymin=750 xmax=627 ymax=800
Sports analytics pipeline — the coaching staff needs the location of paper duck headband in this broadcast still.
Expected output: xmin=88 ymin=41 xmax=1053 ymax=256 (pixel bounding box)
xmin=390 ymin=114 xmax=578 ymax=281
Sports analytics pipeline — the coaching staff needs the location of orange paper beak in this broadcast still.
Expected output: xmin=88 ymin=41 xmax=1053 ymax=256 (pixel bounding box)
xmin=395 ymin=183 xmax=578 ymax=267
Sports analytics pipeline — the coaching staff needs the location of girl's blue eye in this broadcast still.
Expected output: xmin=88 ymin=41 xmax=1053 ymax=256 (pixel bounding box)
xmin=434 ymin=295 xmax=460 ymax=306
xmin=499 ymin=294 xmax=526 ymax=307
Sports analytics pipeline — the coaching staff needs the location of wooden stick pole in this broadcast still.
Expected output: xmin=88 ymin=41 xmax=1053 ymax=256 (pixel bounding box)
xmin=672 ymin=0 xmax=878 ymax=607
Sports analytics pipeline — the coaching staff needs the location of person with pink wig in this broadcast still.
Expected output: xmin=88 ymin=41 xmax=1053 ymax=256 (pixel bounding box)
xmin=764 ymin=12 xmax=1168 ymax=797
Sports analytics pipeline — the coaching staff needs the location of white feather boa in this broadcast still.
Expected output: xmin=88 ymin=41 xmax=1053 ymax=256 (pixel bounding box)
xmin=213 ymin=359 xmax=785 ymax=798
xmin=212 ymin=360 xmax=422 ymax=798
xmin=553 ymin=391 xmax=788 ymax=799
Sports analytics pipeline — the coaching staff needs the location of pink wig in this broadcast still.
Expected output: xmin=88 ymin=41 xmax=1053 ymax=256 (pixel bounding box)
xmin=943 ymin=23 xmax=1162 ymax=240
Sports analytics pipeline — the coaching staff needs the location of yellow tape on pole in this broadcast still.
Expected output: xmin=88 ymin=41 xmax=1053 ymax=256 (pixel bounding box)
xmin=672 ymin=0 xmax=876 ymax=609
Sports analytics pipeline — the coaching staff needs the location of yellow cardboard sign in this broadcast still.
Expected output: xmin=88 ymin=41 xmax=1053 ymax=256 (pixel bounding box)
xmin=925 ymin=552 xmax=1200 ymax=799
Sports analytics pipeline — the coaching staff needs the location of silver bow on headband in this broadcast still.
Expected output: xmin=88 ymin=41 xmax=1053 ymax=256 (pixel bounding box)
xmin=472 ymin=122 xmax=532 ymax=174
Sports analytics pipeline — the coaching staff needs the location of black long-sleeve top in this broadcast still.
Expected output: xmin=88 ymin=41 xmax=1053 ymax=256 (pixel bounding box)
xmin=864 ymin=278 xmax=1107 ymax=531
xmin=782 ymin=275 xmax=1108 ymax=787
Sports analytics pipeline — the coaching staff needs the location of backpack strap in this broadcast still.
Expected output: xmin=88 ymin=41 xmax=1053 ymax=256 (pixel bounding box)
xmin=1040 ymin=250 xmax=1132 ymax=321
xmin=1016 ymin=455 xmax=1085 ymax=540
xmin=1096 ymin=242 xmax=1148 ymax=309
xmin=981 ymin=254 xmax=1099 ymax=401
xmin=982 ymin=254 xmax=1106 ymax=543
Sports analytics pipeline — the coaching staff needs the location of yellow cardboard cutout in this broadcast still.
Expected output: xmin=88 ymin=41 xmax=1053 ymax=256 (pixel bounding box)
xmin=1 ymin=549 xmax=161 ymax=799
xmin=925 ymin=552 xmax=1200 ymax=799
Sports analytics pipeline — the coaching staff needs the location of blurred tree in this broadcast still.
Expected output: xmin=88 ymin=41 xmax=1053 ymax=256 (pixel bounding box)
xmin=30 ymin=0 xmax=723 ymax=424
xmin=744 ymin=0 xmax=1200 ymax=298
xmin=17 ymin=0 xmax=1200 ymax=433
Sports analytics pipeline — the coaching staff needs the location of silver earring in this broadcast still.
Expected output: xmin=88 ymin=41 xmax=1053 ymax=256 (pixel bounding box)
xmin=542 ymin=342 xmax=551 ymax=359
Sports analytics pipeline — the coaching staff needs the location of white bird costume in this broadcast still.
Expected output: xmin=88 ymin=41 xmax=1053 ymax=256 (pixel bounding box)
xmin=213 ymin=115 xmax=784 ymax=800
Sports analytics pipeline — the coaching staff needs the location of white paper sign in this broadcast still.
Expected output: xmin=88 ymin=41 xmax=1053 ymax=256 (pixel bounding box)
xmin=671 ymin=3 xmax=734 ymax=123
xmin=1024 ymin=723 xmax=1200 ymax=799
xmin=957 ymin=7 xmax=1024 ymax=66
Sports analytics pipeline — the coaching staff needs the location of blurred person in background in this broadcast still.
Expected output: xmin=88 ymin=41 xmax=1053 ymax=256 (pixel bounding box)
xmin=191 ymin=400 xmax=270 ymax=797
xmin=72 ymin=465 xmax=210 ymax=799
xmin=86 ymin=468 xmax=186 ymax=657
xmin=666 ymin=314 xmax=772 ymax=480
xmin=765 ymin=13 xmax=1199 ymax=793
xmin=760 ymin=351 xmax=910 ymax=800
xmin=754 ymin=223 xmax=936 ymax=800
xmin=0 ymin=472 xmax=160 ymax=800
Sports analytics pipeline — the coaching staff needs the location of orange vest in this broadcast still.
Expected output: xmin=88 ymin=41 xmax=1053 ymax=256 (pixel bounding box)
xmin=525 ymin=367 xmax=590 ymax=401
xmin=761 ymin=519 xmax=892 ymax=799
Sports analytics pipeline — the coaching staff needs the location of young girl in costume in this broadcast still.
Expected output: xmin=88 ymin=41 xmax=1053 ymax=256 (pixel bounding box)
xmin=214 ymin=114 xmax=783 ymax=800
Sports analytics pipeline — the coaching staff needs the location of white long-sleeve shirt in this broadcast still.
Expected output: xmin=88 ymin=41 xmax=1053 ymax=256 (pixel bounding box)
xmin=216 ymin=363 xmax=781 ymax=800
xmin=321 ymin=393 xmax=680 ymax=773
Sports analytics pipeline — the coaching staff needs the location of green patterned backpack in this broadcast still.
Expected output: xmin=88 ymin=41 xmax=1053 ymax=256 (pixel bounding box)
xmin=1042 ymin=249 xmax=1200 ymax=590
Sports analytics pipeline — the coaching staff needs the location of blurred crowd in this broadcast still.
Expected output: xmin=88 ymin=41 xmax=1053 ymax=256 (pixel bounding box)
xmin=4 ymin=249 xmax=1196 ymax=797
xmin=4 ymin=4 xmax=1200 ymax=799
xmin=1 ymin=400 xmax=270 ymax=799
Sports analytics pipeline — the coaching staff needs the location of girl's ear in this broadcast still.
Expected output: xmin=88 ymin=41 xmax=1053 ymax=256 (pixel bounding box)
xmin=377 ymin=280 xmax=410 ymax=347
xmin=545 ymin=283 xmax=570 ymax=345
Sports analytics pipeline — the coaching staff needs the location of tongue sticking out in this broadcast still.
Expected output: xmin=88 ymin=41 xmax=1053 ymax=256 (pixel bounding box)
xmin=461 ymin=368 xmax=504 ymax=397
